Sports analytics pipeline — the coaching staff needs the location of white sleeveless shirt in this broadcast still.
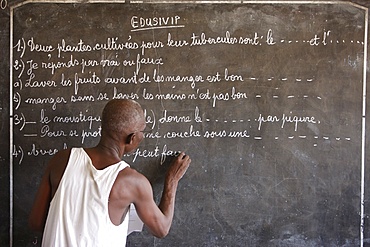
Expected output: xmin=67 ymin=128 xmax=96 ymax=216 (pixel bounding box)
xmin=42 ymin=148 xmax=130 ymax=247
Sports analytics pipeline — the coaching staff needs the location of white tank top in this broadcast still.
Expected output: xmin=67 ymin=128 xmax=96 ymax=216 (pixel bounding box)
xmin=42 ymin=148 xmax=130 ymax=247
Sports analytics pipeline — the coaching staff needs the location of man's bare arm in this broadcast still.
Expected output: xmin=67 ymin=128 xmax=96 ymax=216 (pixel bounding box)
xmin=132 ymin=152 xmax=191 ymax=238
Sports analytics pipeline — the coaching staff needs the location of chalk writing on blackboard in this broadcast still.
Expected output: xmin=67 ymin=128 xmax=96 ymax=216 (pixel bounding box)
xmin=12 ymin=24 xmax=362 ymax=163
xmin=9 ymin=4 xmax=367 ymax=247
xmin=1 ymin=0 xmax=7 ymax=10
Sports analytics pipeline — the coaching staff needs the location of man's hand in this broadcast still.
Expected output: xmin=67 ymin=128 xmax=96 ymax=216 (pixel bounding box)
xmin=166 ymin=152 xmax=191 ymax=182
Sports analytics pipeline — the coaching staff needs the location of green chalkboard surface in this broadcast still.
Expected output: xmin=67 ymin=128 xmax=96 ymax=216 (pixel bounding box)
xmin=2 ymin=1 xmax=369 ymax=246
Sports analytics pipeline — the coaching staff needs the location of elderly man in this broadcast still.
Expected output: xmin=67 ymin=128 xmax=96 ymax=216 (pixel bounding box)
xmin=29 ymin=99 xmax=191 ymax=247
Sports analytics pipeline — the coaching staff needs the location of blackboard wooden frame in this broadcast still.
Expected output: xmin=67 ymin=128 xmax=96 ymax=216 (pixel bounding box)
xmin=2 ymin=0 xmax=369 ymax=246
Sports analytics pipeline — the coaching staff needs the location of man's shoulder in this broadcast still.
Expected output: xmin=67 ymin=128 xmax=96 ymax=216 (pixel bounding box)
xmin=118 ymin=166 xmax=146 ymax=180
xmin=115 ymin=166 xmax=151 ymax=189
xmin=112 ymin=167 xmax=152 ymax=200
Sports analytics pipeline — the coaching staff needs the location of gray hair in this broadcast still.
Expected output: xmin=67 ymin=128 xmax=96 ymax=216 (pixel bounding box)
xmin=101 ymin=99 xmax=144 ymax=135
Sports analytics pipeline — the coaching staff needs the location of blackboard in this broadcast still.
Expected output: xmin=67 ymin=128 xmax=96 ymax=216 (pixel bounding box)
xmin=1 ymin=1 xmax=370 ymax=246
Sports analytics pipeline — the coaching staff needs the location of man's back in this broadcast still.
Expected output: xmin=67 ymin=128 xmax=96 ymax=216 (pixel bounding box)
xmin=29 ymin=99 xmax=191 ymax=245
xmin=42 ymin=148 xmax=130 ymax=247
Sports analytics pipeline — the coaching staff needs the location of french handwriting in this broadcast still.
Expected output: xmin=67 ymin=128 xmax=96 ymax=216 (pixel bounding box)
xmin=257 ymin=113 xmax=319 ymax=131
xmin=40 ymin=125 xmax=68 ymax=138
xmin=13 ymin=92 xmax=21 ymax=110
xmin=81 ymin=126 xmax=102 ymax=144
xmin=136 ymin=54 xmax=164 ymax=73
xmin=163 ymin=125 xmax=201 ymax=139
xmin=12 ymin=18 xmax=360 ymax=168
xmin=57 ymin=37 xmax=139 ymax=58
xmin=71 ymin=94 xmax=96 ymax=103
xmin=144 ymin=109 xmax=156 ymax=129
xmin=74 ymin=72 xmax=100 ymax=94
xmin=159 ymin=110 xmax=191 ymax=124
xmin=12 ymin=145 xmax=24 ymax=164
xmin=140 ymin=40 xmax=164 ymax=55
xmin=13 ymin=59 xmax=25 ymax=78
xmin=211 ymin=87 xmax=248 ymax=107
xmin=40 ymin=109 xmax=101 ymax=129
xmin=1 ymin=0 xmax=7 ymax=10
xmin=126 ymin=144 xmax=180 ymax=165
xmin=14 ymin=112 xmax=36 ymax=131
xmin=203 ymin=129 xmax=249 ymax=138
xmin=37 ymin=122 xmax=101 ymax=144
xmin=24 ymin=96 xmax=67 ymax=110
xmin=130 ymin=145 xmax=160 ymax=163
xmin=167 ymin=33 xmax=189 ymax=47
xmin=152 ymin=68 xmax=204 ymax=88
xmin=41 ymin=55 xmax=79 ymax=75
xmin=131 ymin=15 xmax=183 ymax=32
xmin=13 ymin=38 xmax=26 ymax=58
xmin=309 ymin=30 xmax=331 ymax=46
xmin=191 ymin=31 xmax=252 ymax=46
xmin=112 ymin=87 xmax=140 ymax=100
xmin=27 ymin=37 xmax=54 ymax=53
xmin=25 ymin=73 xmax=57 ymax=88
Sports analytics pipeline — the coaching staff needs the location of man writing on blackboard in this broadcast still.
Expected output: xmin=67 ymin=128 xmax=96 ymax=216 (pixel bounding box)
xmin=29 ymin=99 xmax=191 ymax=246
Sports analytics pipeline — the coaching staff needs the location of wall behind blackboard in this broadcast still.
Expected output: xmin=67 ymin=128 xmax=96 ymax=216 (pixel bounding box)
xmin=1 ymin=1 xmax=369 ymax=246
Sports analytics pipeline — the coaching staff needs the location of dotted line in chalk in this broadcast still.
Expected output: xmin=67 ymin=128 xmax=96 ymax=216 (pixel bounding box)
xmin=206 ymin=117 xmax=322 ymax=123
xmin=272 ymin=135 xmax=351 ymax=141
xmin=240 ymin=134 xmax=351 ymax=145
xmin=202 ymin=124 xmax=351 ymax=143
xmin=255 ymin=94 xmax=322 ymax=100
xmin=204 ymin=118 xmax=351 ymax=144
xmin=211 ymin=93 xmax=322 ymax=100
xmin=248 ymin=77 xmax=315 ymax=83
xmin=279 ymin=39 xmax=364 ymax=45
xmin=206 ymin=119 xmax=248 ymax=123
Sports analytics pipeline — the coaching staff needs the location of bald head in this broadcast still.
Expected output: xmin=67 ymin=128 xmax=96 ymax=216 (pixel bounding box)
xmin=101 ymin=99 xmax=145 ymax=136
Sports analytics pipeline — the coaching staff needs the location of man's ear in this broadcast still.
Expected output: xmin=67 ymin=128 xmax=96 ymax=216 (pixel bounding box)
xmin=126 ymin=133 xmax=135 ymax=144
